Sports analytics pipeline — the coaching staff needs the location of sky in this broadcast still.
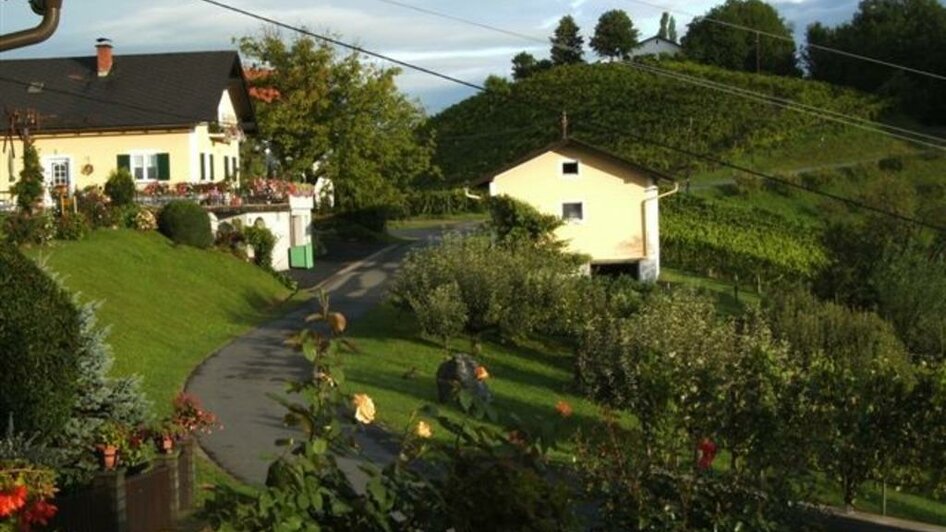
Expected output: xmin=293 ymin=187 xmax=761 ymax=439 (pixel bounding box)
xmin=0 ymin=0 xmax=864 ymax=112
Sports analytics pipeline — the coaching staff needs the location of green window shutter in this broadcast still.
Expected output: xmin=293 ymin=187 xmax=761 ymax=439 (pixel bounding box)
xmin=117 ymin=154 xmax=131 ymax=171
xmin=224 ymin=156 xmax=231 ymax=180
xmin=200 ymin=153 xmax=206 ymax=181
xmin=210 ymin=154 xmax=215 ymax=181
xmin=156 ymin=153 xmax=170 ymax=181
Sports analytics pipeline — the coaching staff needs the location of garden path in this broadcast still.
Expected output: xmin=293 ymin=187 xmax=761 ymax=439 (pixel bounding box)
xmin=186 ymin=224 xmax=474 ymax=487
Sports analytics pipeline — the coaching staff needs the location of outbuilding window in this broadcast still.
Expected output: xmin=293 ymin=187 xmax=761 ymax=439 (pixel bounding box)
xmin=562 ymin=202 xmax=584 ymax=222
xmin=562 ymin=160 xmax=579 ymax=176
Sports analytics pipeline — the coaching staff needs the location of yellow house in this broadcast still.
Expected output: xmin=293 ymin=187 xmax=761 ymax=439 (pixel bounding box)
xmin=0 ymin=42 xmax=255 ymax=202
xmin=476 ymin=138 xmax=676 ymax=282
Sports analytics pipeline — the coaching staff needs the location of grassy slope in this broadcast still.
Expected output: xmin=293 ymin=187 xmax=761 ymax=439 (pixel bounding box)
xmin=32 ymin=229 xmax=293 ymax=415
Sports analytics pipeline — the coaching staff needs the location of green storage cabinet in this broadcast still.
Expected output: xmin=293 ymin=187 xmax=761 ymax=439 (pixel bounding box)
xmin=289 ymin=243 xmax=314 ymax=269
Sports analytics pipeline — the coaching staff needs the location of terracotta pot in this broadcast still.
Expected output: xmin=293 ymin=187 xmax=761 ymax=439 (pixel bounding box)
xmin=99 ymin=445 xmax=118 ymax=471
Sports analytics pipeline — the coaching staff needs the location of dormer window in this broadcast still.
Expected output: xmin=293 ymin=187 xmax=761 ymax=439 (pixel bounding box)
xmin=562 ymin=160 xmax=579 ymax=176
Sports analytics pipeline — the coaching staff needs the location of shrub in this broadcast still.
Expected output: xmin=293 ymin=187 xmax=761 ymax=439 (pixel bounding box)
xmin=0 ymin=243 xmax=82 ymax=436
xmin=104 ymin=168 xmax=136 ymax=206
xmin=75 ymin=186 xmax=116 ymax=228
xmin=402 ymin=189 xmax=485 ymax=218
xmin=341 ymin=205 xmax=390 ymax=233
xmin=54 ymin=213 xmax=91 ymax=241
xmin=57 ymin=301 xmax=151 ymax=487
xmin=157 ymin=200 xmax=212 ymax=248
xmin=390 ymin=235 xmax=581 ymax=338
xmin=409 ymin=282 xmax=468 ymax=349
xmin=2 ymin=212 xmax=55 ymax=246
xmin=486 ymin=195 xmax=562 ymax=247
xmin=244 ymin=226 xmax=276 ymax=269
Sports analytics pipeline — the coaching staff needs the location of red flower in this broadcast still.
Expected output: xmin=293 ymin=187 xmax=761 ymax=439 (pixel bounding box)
xmin=697 ymin=438 xmax=718 ymax=470
xmin=22 ymin=499 xmax=57 ymax=526
xmin=0 ymin=485 xmax=28 ymax=517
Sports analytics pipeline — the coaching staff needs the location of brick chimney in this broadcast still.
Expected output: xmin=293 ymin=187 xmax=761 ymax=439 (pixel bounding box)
xmin=95 ymin=38 xmax=113 ymax=77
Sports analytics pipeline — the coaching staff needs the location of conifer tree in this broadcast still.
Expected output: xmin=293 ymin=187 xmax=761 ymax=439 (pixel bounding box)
xmin=13 ymin=142 xmax=44 ymax=214
xmin=550 ymin=15 xmax=585 ymax=65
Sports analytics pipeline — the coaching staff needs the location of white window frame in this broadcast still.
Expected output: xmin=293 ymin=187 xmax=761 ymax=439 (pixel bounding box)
xmin=560 ymin=158 xmax=581 ymax=179
xmin=561 ymin=200 xmax=585 ymax=224
xmin=41 ymin=155 xmax=74 ymax=192
xmin=129 ymin=151 xmax=160 ymax=182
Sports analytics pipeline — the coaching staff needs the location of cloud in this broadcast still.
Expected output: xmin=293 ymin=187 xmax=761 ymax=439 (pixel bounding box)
xmin=0 ymin=0 xmax=869 ymax=111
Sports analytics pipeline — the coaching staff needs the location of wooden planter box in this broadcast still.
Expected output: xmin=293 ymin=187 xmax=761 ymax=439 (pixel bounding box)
xmin=49 ymin=438 xmax=197 ymax=532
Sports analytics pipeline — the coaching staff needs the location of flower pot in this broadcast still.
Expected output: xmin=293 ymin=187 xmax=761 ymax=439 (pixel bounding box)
xmin=98 ymin=444 xmax=118 ymax=471
xmin=158 ymin=435 xmax=174 ymax=454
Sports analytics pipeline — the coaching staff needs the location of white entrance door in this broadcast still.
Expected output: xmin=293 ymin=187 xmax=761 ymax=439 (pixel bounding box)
xmin=44 ymin=156 xmax=72 ymax=192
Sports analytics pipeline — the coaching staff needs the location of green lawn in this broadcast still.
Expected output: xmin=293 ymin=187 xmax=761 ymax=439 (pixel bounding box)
xmin=389 ymin=213 xmax=488 ymax=231
xmin=343 ymin=303 xmax=626 ymax=456
xmin=30 ymin=229 xmax=296 ymax=415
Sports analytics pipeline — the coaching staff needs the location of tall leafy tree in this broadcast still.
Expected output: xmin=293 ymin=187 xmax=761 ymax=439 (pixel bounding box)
xmin=682 ymin=0 xmax=800 ymax=76
xmin=591 ymin=9 xmax=640 ymax=61
xmin=550 ymin=15 xmax=585 ymax=65
xmin=806 ymin=0 xmax=946 ymax=124
xmin=659 ymin=12 xmax=670 ymax=39
xmin=239 ymin=30 xmax=435 ymax=212
xmin=668 ymin=16 xmax=679 ymax=43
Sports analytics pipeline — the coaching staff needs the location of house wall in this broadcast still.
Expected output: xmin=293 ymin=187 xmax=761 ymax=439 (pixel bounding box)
xmin=490 ymin=146 xmax=655 ymax=264
xmin=1 ymin=129 xmax=192 ymax=197
xmin=631 ymin=38 xmax=682 ymax=57
xmin=0 ymin=90 xmax=242 ymax=203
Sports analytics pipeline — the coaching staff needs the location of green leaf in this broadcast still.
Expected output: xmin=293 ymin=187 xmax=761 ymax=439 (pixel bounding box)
xmin=310 ymin=438 xmax=328 ymax=455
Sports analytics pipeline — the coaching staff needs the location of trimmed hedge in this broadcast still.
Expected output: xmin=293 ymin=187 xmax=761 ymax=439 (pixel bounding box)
xmin=158 ymin=200 xmax=213 ymax=248
xmin=0 ymin=243 xmax=82 ymax=436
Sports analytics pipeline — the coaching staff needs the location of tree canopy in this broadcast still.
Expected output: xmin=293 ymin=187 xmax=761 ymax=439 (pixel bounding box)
xmin=806 ymin=0 xmax=946 ymax=124
xmin=511 ymin=51 xmax=552 ymax=80
xmin=239 ymin=30 xmax=436 ymax=212
xmin=682 ymin=0 xmax=800 ymax=76
xmin=550 ymin=16 xmax=585 ymax=65
xmin=590 ymin=9 xmax=640 ymax=60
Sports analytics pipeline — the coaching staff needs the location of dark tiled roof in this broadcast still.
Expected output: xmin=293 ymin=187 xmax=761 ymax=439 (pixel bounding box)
xmin=0 ymin=51 xmax=256 ymax=132
xmin=472 ymin=137 xmax=675 ymax=186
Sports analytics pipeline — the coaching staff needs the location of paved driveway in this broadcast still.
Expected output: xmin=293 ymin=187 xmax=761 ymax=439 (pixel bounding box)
xmin=186 ymin=223 xmax=475 ymax=485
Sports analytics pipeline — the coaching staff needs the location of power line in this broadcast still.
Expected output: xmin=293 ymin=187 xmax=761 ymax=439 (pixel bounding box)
xmin=372 ymin=0 xmax=946 ymax=151
xmin=196 ymin=0 xmax=946 ymax=233
xmin=618 ymin=0 xmax=946 ymax=82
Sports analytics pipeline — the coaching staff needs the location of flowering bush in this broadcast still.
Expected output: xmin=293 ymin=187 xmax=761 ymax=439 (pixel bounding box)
xmin=0 ymin=463 xmax=58 ymax=531
xmin=242 ymin=178 xmax=314 ymax=202
xmin=170 ymin=393 xmax=220 ymax=436
xmin=75 ymin=186 xmax=115 ymax=228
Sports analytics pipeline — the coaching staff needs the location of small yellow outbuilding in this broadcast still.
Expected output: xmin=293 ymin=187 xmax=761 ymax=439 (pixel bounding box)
xmin=475 ymin=138 xmax=676 ymax=282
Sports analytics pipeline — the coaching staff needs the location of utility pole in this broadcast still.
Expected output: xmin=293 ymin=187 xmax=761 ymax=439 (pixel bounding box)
xmin=0 ymin=0 xmax=63 ymax=52
xmin=755 ymin=31 xmax=761 ymax=74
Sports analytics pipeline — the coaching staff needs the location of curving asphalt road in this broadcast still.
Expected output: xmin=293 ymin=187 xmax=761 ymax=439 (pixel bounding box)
xmin=186 ymin=225 xmax=472 ymax=485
